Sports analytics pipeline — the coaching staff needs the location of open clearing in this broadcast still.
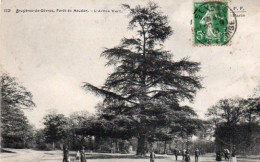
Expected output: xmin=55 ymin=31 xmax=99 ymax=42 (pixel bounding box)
xmin=1 ymin=149 xmax=259 ymax=162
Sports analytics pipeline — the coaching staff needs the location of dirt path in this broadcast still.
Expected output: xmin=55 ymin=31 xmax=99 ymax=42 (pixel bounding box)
xmin=1 ymin=149 xmax=62 ymax=162
xmin=1 ymin=149 xmax=259 ymax=162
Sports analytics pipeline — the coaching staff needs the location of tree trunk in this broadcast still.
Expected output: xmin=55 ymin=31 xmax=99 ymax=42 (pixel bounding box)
xmin=115 ymin=139 xmax=119 ymax=153
xmin=149 ymin=142 xmax=153 ymax=152
xmin=164 ymin=140 xmax=167 ymax=154
xmin=168 ymin=141 xmax=172 ymax=154
xmin=158 ymin=142 xmax=160 ymax=154
xmin=23 ymin=139 xmax=26 ymax=148
xmin=247 ymin=110 xmax=252 ymax=147
xmin=136 ymin=134 xmax=146 ymax=156
xmin=72 ymin=133 xmax=76 ymax=150
xmin=111 ymin=140 xmax=113 ymax=153
xmin=52 ymin=141 xmax=55 ymax=150
xmin=229 ymin=135 xmax=233 ymax=156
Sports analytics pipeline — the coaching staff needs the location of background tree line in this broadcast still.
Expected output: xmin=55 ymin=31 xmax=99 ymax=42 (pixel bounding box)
xmin=206 ymin=87 xmax=260 ymax=154
xmin=1 ymin=73 xmax=259 ymax=155
xmin=1 ymin=72 xmax=204 ymax=153
xmin=1 ymin=73 xmax=35 ymax=149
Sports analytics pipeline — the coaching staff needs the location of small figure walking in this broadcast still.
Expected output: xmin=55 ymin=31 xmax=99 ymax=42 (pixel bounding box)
xmin=80 ymin=147 xmax=86 ymax=162
xmin=185 ymin=151 xmax=190 ymax=162
xmin=216 ymin=150 xmax=222 ymax=162
xmin=76 ymin=150 xmax=80 ymax=162
xmin=174 ymin=149 xmax=178 ymax=161
xmin=195 ymin=148 xmax=200 ymax=162
xmin=229 ymin=151 xmax=237 ymax=162
xmin=63 ymin=144 xmax=70 ymax=162
xmin=224 ymin=149 xmax=230 ymax=160
xmin=182 ymin=149 xmax=186 ymax=160
xmin=150 ymin=151 xmax=156 ymax=162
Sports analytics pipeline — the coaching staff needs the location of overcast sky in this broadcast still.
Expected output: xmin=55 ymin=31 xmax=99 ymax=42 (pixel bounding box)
xmin=1 ymin=0 xmax=260 ymax=128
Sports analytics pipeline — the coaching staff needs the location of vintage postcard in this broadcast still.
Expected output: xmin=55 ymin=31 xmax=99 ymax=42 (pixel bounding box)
xmin=1 ymin=0 xmax=259 ymax=162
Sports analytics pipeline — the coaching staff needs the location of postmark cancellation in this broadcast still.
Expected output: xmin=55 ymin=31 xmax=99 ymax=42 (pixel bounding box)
xmin=193 ymin=0 xmax=237 ymax=46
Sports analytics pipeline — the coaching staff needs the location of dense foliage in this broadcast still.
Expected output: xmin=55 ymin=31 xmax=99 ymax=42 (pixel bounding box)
xmin=206 ymin=94 xmax=260 ymax=154
xmin=42 ymin=112 xmax=69 ymax=150
xmin=83 ymin=2 xmax=203 ymax=155
xmin=1 ymin=73 xmax=35 ymax=148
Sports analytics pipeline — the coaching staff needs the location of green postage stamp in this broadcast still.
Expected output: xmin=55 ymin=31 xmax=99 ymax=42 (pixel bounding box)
xmin=194 ymin=0 xmax=237 ymax=46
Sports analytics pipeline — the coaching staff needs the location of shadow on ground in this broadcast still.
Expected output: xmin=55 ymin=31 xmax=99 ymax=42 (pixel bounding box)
xmin=1 ymin=149 xmax=16 ymax=153
xmin=69 ymin=153 xmax=167 ymax=159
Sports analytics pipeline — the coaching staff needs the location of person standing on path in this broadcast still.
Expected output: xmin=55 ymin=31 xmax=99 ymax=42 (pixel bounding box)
xmin=229 ymin=150 xmax=237 ymax=162
xmin=63 ymin=144 xmax=70 ymax=162
xmin=150 ymin=151 xmax=156 ymax=162
xmin=195 ymin=148 xmax=200 ymax=162
xmin=182 ymin=149 xmax=186 ymax=160
xmin=224 ymin=149 xmax=230 ymax=160
xmin=174 ymin=149 xmax=178 ymax=161
xmin=185 ymin=150 xmax=190 ymax=162
xmin=76 ymin=150 xmax=80 ymax=162
xmin=80 ymin=147 xmax=86 ymax=162
xmin=216 ymin=150 xmax=222 ymax=162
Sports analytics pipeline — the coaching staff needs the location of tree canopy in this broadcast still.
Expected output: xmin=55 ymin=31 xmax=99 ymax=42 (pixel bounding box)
xmin=206 ymin=95 xmax=260 ymax=154
xmin=1 ymin=73 xmax=35 ymax=148
xmin=42 ymin=111 xmax=68 ymax=150
xmin=83 ymin=2 xmax=202 ymax=155
xmin=1 ymin=73 xmax=35 ymax=109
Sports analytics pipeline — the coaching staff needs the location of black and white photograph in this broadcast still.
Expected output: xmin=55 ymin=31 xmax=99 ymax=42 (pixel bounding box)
xmin=1 ymin=0 xmax=260 ymax=161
